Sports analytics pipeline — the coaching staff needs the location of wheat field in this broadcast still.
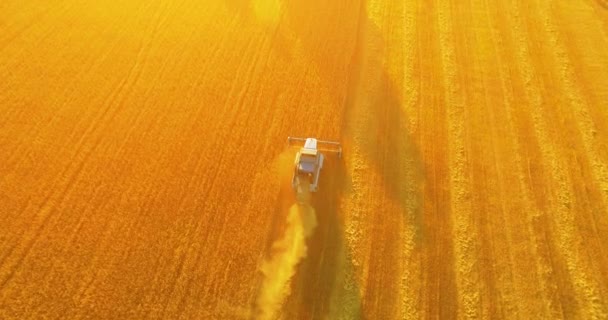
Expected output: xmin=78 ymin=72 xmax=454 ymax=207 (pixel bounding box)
xmin=1 ymin=0 xmax=608 ymax=319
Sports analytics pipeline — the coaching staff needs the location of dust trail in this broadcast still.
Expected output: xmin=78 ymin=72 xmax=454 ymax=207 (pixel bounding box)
xmin=256 ymin=187 xmax=317 ymax=320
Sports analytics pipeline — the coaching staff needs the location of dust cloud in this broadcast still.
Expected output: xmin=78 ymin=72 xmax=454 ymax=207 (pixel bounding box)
xmin=255 ymin=151 xmax=317 ymax=320
xmin=255 ymin=203 xmax=317 ymax=320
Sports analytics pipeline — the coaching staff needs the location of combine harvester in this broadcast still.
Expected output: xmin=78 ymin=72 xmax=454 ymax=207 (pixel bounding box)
xmin=287 ymin=137 xmax=342 ymax=203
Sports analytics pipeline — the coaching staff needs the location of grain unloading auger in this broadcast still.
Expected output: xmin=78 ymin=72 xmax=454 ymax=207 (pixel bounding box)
xmin=287 ymin=137 xmax=342 ymax=197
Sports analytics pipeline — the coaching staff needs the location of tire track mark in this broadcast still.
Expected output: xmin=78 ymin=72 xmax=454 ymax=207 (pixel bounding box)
xmin=1 ymin=1 xmax=155 ymax=178
xmin=534 ymin=0 xmax=608 ymax=214
xmin=508 ymin=0 xmax=605 ymax=317
xmin=544 ymin=2 xmax=608 ymax=264
xmin=157 ymin=24 xmax=270 ymax=319
xmin=486 ymin=0 xmax=564 ymax=317
xmin=557 ymin=0 xmax=608 ymax=104
xmin=71 ymin=165 xmax=166 ymax=318
xmin=529 ymin=0 xmax=608 ymax=316
xmin=35 ymin=24 xmax=181 ymax=315
xmin=87 ymin=13 xmax=221 ymax=303
xmin=26 ymin=183 xmax=112 ymax=317
xmin=395 ymin=0 xmax=423 ymax=317
xmin=0 ymin=0 xmax=169 ymax=295
xmin=436 ymin=0 xmax=481 ymax=317
xmin=0 ymin=27 xmax=135 ymax=229
xmin=465 ymin=0 xmax=503 ymax=316
xmin=505 ymin=1 xmax=580 ymax=316
xmin=0 ymin=36 xmax=105 ymax=262
xmin=0 ymin=2 xmax=93 ymax=166
xmin=460 ymin=0 xmax=509 ymax=316
xmin=414 ymin=0 xmax=457 ymax=317
xmin=51 ymin=2 xmax=178 ymax=279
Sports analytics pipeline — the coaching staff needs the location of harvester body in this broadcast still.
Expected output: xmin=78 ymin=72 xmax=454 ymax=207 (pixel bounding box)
xmin=287 ymin=137 xmax=341 ymax=196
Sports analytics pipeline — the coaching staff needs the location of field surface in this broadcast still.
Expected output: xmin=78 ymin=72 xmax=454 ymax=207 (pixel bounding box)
xmin=1 ymin=0 xmax=608 ymax=319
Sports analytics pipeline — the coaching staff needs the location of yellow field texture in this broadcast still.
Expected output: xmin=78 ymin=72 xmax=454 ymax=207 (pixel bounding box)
xmin=1 ymin=0 xmax=608 ymax=319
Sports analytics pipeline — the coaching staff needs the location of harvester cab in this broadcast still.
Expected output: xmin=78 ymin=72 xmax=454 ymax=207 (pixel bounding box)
xmin=287 ymin=137 xmax=342 ymax=195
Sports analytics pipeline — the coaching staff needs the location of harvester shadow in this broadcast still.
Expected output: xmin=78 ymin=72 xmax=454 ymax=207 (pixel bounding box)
xmin=342 ymin=1 xmax=426 ymax=243
xmin=336 ymin=3 xmax=461 ymax=316
xmin=337 ymin=10 xmax=427 ymax=316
